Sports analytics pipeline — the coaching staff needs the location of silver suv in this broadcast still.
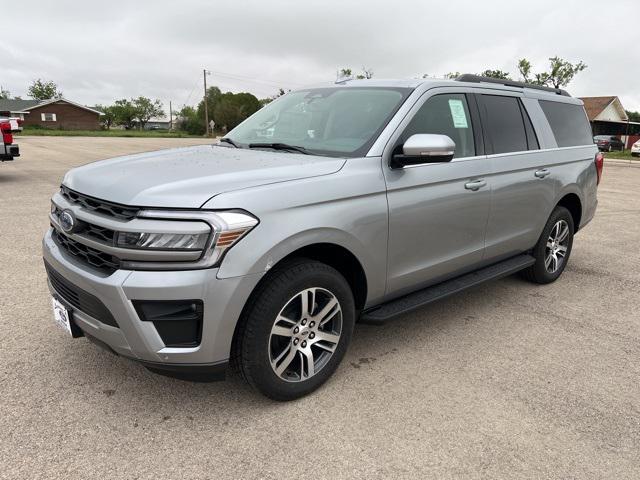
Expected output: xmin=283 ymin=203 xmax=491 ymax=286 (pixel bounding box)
xmin=43 ymin=75 xmax=602 ymax=400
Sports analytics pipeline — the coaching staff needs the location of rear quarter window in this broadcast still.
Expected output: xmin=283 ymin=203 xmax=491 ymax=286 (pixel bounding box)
xmin=539 ymin=100 xmax=593 ymax=148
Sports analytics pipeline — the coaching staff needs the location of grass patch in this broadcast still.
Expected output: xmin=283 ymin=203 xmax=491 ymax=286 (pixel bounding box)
xmin=604 ymin=150 xmax=639 ymax=161
xmin=17 ymin=128 xmax=205 ymax=139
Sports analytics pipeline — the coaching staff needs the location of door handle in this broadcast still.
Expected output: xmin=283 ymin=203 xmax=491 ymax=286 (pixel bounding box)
xmin=464 ymin=179 xmax=487 ymax=191
xmin=535 ymin=168 xmax=551 ymax=178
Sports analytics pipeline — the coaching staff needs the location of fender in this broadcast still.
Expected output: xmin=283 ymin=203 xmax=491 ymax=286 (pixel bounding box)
xmin=217 ymin=226 xmax=386 ymax=305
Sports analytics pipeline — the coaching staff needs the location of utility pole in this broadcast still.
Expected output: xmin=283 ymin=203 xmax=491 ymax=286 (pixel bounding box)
xmin=203 ymin=69 xmax=211 ymax=136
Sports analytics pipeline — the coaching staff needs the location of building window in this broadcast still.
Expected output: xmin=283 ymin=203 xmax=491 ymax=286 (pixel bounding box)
xmin=41 ymin=113 xmax=57 ymax=122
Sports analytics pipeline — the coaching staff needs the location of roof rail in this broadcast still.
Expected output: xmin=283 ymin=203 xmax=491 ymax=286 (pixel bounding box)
xmin=455 ymin=74 xmax=571 ymax=97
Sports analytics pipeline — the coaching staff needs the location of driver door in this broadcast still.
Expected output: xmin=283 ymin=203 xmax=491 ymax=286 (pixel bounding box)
xmin=383 ymin=90 xmax=492 ymax=296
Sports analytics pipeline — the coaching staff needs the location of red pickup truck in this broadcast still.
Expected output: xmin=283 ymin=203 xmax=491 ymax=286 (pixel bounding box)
xmin=0 ymin=117 xmax=21 ymax=161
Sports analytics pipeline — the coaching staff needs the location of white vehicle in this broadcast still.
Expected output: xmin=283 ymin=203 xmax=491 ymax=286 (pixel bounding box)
xmin=0 ymin=117 xmax=21 ymax=162
xmin=632 ymin=140 xmax=640 ymax=157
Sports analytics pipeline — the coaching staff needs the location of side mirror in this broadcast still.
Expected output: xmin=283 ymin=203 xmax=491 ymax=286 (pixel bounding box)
xmin=391 ymin=134 xmax=456 ymax=169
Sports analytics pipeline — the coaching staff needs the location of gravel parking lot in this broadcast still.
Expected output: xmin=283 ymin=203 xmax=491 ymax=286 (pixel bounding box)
xmin=1 ymin=137 xmax=639 ymax=479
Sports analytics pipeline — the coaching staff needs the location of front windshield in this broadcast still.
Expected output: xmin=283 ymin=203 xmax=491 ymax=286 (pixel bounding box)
xmin=225 ymin=87 xmax=412 ymax=158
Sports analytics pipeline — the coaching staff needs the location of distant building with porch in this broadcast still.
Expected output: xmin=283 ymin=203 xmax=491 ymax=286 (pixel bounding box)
xmin=579 ymin=96 xmax=640 ymax=149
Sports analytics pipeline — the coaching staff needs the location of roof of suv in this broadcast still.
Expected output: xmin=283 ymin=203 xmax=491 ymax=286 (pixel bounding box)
xmin=310 ymin=76 xmax=576 ymax=103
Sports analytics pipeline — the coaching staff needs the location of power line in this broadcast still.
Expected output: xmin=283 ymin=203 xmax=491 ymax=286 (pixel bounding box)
xmin=208 ymin=70 xmax=308 ymax=88
xmin=182 ymin=68 xmax=324 ymax=108
xmin=181 ymin=77 xmax=202 ymax=107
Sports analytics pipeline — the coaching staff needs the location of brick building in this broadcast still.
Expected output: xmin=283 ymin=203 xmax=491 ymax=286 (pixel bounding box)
xmin=0 ymin=98 xmax=102 ymax=130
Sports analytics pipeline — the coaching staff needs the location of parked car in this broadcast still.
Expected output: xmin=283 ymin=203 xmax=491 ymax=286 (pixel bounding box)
xmin=594 ymin=135 xmax=624 ymax=152
xmin=631 ymin=140 xmax=640 ymax=157
xmin=0 ymin=117 xmax=21 ymax=162
xmin=43 ymin=75 xmax=601 ymax=400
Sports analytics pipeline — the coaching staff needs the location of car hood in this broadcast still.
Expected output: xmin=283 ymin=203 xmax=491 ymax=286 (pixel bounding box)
xmin=62 ymin=145 xmax=346 ymax=208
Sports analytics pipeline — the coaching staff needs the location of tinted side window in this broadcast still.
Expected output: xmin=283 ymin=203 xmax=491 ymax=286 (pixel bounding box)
xmin=400 ymin=94 xmax=475 ymax=158
xmin=481 ymin=95 xmax=528 ymax=154
xmin=539 ymin=100 xmax=593 ymax=147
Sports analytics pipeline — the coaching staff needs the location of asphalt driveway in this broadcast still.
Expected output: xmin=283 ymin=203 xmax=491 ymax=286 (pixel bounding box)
xmin=1 ymin=137 xmax=639 ymax=479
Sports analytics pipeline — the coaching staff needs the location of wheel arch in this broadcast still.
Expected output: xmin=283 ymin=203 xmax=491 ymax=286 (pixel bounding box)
xmin=556 ymin=192 xmax=582 ymax=232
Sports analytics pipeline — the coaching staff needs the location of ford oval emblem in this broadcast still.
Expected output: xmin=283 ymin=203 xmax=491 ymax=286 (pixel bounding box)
xmin=59 ymin=209 xmax=76 ymax=233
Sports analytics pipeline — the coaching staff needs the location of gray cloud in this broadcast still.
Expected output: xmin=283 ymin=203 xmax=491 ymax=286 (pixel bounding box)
xmin=2 ymin=0 xmax=638 ymax=112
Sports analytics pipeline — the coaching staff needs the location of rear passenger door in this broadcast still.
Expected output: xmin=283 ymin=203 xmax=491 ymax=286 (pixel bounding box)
xmin=478 ymin=93 xmax=555 ymax=261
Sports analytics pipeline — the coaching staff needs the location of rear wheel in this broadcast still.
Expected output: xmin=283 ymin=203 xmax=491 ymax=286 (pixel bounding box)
xmin=235 ymin=259 xmax=355 ymax=401
xmin=522 ymin=206 xmax=574 ymax=284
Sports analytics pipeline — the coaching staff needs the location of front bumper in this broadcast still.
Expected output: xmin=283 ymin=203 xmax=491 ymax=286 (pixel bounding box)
xmin=43 ymin=227 xmax=264 ymax=377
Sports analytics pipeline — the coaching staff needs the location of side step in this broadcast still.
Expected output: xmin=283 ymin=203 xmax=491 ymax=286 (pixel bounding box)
xmin=360 ymin=254 xmax=535 ymax=325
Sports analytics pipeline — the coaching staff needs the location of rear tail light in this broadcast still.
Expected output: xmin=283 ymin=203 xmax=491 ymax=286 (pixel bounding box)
xmin=595 ymin=152 xmax=604 ymax=185
xmin=0 ymin=122 xmax=13 ymax=145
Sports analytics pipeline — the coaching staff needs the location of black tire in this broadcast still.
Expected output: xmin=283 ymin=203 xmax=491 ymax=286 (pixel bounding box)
xmin=521 ymin=206 xmax=574 ymax=284
xmin=234 ymin=258 xmax=355 ymax=401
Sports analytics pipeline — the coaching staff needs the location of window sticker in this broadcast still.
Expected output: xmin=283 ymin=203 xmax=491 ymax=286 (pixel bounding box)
xmin=448 ymin=99 xmax=468 ymax=129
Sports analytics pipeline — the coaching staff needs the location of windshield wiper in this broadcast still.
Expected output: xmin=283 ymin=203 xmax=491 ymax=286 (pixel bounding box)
xmin=218 ymin=137 xmax=240 ymax=148
xmin=248 ymin=142 xmax=310 ymax=155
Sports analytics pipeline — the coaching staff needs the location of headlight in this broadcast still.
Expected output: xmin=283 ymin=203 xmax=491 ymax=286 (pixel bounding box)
xmin=119 ymin=209 xmax=258 ymax=270
xmin=116 ymin=232 xmax=208 ymax=250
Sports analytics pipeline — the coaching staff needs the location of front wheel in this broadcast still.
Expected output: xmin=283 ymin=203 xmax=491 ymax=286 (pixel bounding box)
xmin=235 ymin=259 xmax=355 ymax=401
xmin=521 ymin=206 xmax=574 ymax=284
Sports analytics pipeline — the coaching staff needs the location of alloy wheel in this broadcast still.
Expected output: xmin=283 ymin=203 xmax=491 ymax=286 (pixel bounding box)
xmin=268 ymin=288 xmax=342 ymax=382
xmin=545 ymin=219 xmax=570 ymax=273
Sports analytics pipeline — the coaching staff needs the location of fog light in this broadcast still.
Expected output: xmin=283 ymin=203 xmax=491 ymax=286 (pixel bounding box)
xmin=133 ymin=300 xmax=203 ymax=348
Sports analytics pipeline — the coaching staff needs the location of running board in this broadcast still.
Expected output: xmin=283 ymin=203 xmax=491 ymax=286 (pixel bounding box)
xmin=360 ymin=254 xmax=535 ymax=325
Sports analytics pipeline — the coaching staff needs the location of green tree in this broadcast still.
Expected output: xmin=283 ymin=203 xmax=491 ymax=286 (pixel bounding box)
xmin=132 ymin=97 xmax=164 ymax=129
xmin=0 ymin=87 xmax=10 ymax=100
xmin=95 ymin=104 xmax=116 ymax=130
xmin=625 ymin=110 xmax=640 ymax=123
xmin=196 ymin=86 xmax=223 ymax=131
xmin=112 ymin=99 xmax=138 ymax=129
xmin=356 ymin=67 xmax=374 ymax=80
xmin=28 ymin=79 xmax=62 ymax=100
xmin=479 ymin=69 xmax=512 ymax=80
xmin=443 ymin=72 xmax=462 ymax=79
xmin=176 ymin=106 xmax=205 ymax=135
xmin=339 ymin=67 xmax=373 ymax=80
xmin=212 ymin=91 xmax=261 ymax=131
xmin=517 ymin=57 xmax=587 ymax=88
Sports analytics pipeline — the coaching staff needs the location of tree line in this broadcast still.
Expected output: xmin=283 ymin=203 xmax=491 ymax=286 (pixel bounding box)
xmin=95 ymin=98 xmax=164 ymax=130
xmin=175 ymin=86 xmax=264 ymax=135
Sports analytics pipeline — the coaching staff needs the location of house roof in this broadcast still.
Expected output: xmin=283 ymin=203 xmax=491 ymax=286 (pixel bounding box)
xmin=0 ymin=98 xmax=41 ymax=113
xmin=27 ymin=98 xmax=103 ymax=115
xmin=0 ymin=97 xmax=103 ymax=115
xmin=579 ymin=96 xmax=628 ymax=122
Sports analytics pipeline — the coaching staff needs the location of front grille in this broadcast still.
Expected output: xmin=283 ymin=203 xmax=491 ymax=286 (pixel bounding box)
xmin=84 ymin=223 xmax=116 ymax=244
xmin=61 ymin=185 xmax=139 ymax=220
xmin=52 ymin=229 xmax=120 ymax=275
xmin=45 ymin=261 xmax=119 ymax=328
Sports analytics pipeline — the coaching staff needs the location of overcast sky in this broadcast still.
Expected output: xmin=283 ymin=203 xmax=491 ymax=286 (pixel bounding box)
xmin=2 ymin=0 xmax=638 ymax=113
